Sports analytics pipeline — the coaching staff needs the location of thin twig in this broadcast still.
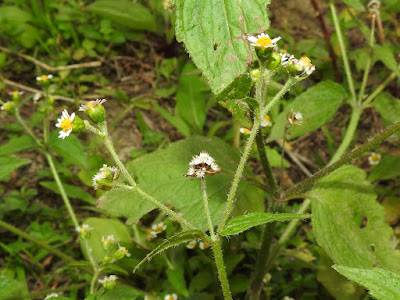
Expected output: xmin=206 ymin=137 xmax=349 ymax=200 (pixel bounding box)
xmin=0 ymin=46 xmax=102 ymax=71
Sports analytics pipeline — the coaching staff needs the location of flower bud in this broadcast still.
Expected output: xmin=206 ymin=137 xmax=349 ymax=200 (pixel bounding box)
xmin=0 ymin=101 xmax=16 ymax=114
xmin=79 ymin=99 xmax=107 ymax=123
xmin=113 ymin=246 xmax=131 ymax=261
xmin=98 ymin=275 xmax=117 ymax=291
xmin=92 ymin=165 xmax=120 ymax=190
xmin=72 ymin=116 xmax=85 ymax=133
xmin=10 ymin=91 xmax=23 ymax=102
xmin=102 ymin=235 xmax=118 ymax=252
xmin=287 ymin=56 xmax=315 ymax=79
xmin=75 ymin=224 xmax=93 ymax=239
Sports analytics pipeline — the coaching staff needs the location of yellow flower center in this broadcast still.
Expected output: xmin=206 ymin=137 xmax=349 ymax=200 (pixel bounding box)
xmin=60 ymin=118 xmax=73 ymax=132
xmin=256 ymin=36 xmax=272 ymax=47
xmin=155 ymin=226 xmax=164 ymax=232
xmin=264 ymin=115 xmax=271 ymax=121
xmin=41 ymin=75 xmax=48 ymax=81
xmin=13 ymin=91 xmax=18 ymax=96
xmin=371 ymin=155 xmax=380 ymax=161
xmin=300 ymin=56 xmax=312 ymax=67
xmin=88 ymin=101 xmax=95 ymax=108
xmin=243 ymin=128 xmax=251 ymax=134
xmin=167 ymin=297 xmax=174 ymax=300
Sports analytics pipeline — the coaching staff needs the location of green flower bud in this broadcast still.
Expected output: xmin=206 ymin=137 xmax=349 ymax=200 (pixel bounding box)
xmin=102 ymin=235 xmax=118 ymax=252
xmin=79 ymin=99 xmax=107 ymax=123
xmin=287 ymin=56 xmax=315 ymax=79
xmin=113 ymin=246 xmax=131 ymax=261
xmin=98 ymin=275 xmax=117 ymax=291
xmin=1 ymin=101 xmax=16 ymax=114
xmin=72 ymin=116 xmax=85 ymax=133
xmin=76 ymin=224 xmax=93 ymax=239
xmin=10 ymin=91 xmax=23 ymax=102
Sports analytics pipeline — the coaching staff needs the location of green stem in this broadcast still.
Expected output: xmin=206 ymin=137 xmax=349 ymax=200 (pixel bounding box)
xmin=211 ymin=237 xmax=232 ymax=300
xmin=363 ymin=70 xmax=398 ymax=106
xmin=357 ymin=15 xmax=376 ymax=103
xmin=14 ymin=109 xmax=44 ymax=148
xmin=218 ymin=78 xmax=296 ymax=233
xmin=45 ymin=152 xmax=79 ymax=228
xmin=329 ymin=106 xmax=362 ymax=164
xmin=0 ymin=219 xmax=76 ymax=264
xmin=201 ymin=178 xmax=215 ymax=237
xmin=285 ymin=120 xmax=400 ymax=198
xmin=255 ymin=129 xmax=278 ymax=199
xmin=90 ymin=267 xmax=102 ymax=294
xmin=329 ymin=0 xmax=357 ymax=104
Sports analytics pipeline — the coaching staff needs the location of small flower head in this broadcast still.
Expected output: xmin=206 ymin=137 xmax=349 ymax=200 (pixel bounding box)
xmin=0 ymin=101 xmax=16 ymax=114
xmin=146 ymin=228 xmax=157 ymax=240
xmin=36 ymin=74 xmax=53 ymax=86
xmin=368 ymin=152 xmax=381 ymax=165
xmin=114 ymin=245 xmax=131 ymax=261
xmin=186 ymin=240 xmax=197 ymax=249
xmin=184 ymin=151 xmax=221 ymax=178
xmin=75 ymin=224 xmax=93 ymax=239
xmin=263 ymin=273 xmax=272 ymax=283
xmin=261 ymin=115 xmax=272 ymax=127
xmin=249 ymin=68 xmax=260 ymax=82
xmin=247 ymin=33 xmax=281 ymax=49
xmin=152 ymin=222 xmax=167 ymax=234
xmin=287 ymin=110 xmax=303 ymax=126
xmin=92 ymin=164 xmax=120 ymax=190
xmin=44 ymin=293 xmax=59 ymax=299
xmin=79 ymin=99 xmax=106 ymax=123
xmin=199 ymin=241 xmax=210 ymax=250
xmin=55 ymin=109 xmax=85 ymax=139
xmin=102 ymin=235 xmax=118 ymax=252
xmin=9 ymin=90 xmax=24 ymax=102
xmin=164 ymin=294 xmax=178 ymax=300
xmin=282 ymin=297 xmax=295 ymax=300
xmin=287 ymin=56 xmax=315 ymax=79
xmin=98 ymin=275 xmax=117 ymax=291
xmin=163 ymin=0 xmax=174 ymax=10
xmin=240 ymin=128 xmax=251 ymax=135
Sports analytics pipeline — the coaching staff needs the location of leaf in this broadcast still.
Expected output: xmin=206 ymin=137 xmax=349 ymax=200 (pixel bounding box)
xmin=369 ymin=154 xmax=400 ymax=181
xmin=0 ymin=276 xmax=27 ymax=298
xmin=0 ymin=156 xmax=31 ymax=182
xmin=86 ymin=0 xmax=156 ymax=31
xmin=373 ymin=43 xmax=400 ymax=79
xmin=175 ymin=0 xmax=271 ymax=94
xmin=341 ymin=0 xmax=366 ymax=11
xmin=99 ymin=136 xmax=264 ymax=230
xmin=80 ymin=218 xmax=133 ymax=262
xmin=99 ymin=287 xmax=143 ymax=300
xmin=49 ymin=131 xmax=88 ymax=169
xmin=0 ymin=135 xmax=36 ymax=155
xmin=176 ymin=63 xmax=207 ymax=134
xmin=220 ymin=212 xmax=311 ymax=236
xmin=269 ymin=81 xmax=347 ymax=140
xmin=310 ymin=165 xmax=400 ymax=272
xmin=373 ymin=93 xmax=400 ymax=141
xmin=153 ymin=102 xmax=192 ymax=137
xmin=334 ymin=265 xmax=400 ymax=300
xmin=216 ymin=74 xmax=253 ymax=101
xmin=133 ymin=230 xmax=203 ymax=273
xmin=189 ymin=271 xmax=214 ymax=293
xmin=382 ymin=197 xmax=400 ymax=225
xmin=39 ymin=181 xmax=94 ymax=205
xmin=167 ymin=266 xmax=189 ymax=296
xmin=220 ymin=99 xmax=253 ymax=128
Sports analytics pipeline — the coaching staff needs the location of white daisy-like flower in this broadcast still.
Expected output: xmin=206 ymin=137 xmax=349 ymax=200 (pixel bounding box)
xmin=263 ymin=273 xmax=272 ymax=283
xmin=184 ymin=151 xmax=221 ymax=178
xmin=9 ymin=90 xmax=24 ymax=96
xmin=247 ymin=33 xmax=281 ymax=49
xmin=79 ymin=99 xmax=106 ymax=113
xmin=152 ymin=222 xmax=167 ymax=234
xmin=44 ymin=293 xmax=59 ymax=299
xmin=186 ymin=240 xmax=197 ymax=249
xmin=368 ymin=152 xmax=381 ymax=165
xmin=164 ymin=293 xmax=178 ymax=300
xmin=102 ymin=235 xmax=116 ymax=244
xmin=240 ymin=128 xmax=251 ymax=135
xmin=75 ymin=224 xmax=93 ymax=233
xmin=36 ymin=74 xmax=53 ymax=82
xmin=146 ymin=228 xmax=157 ymax=240
xmin=55 ymin=109 xmax=75 ymax=139
xmin=261 ymin=115 xmax=272 ymax=127
xmin=199 ymin=241 xmax=210 ymax=250
xmin=98 ymin=275 xmax=118 ymax=284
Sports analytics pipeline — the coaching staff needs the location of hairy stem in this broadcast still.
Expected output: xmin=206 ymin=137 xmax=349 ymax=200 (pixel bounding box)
xmin=211 ymin=237 xmax=232 ymax=300
xmin=201 ymin=178 xmax=215 ymax=237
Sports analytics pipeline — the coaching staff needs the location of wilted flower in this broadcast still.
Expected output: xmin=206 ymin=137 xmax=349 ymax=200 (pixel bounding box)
xmin=287 ymin=110 xmax=303 ymax=126
xmin=184 ymin=151 xmax=221 ymax=178
xmin=368 ymin=152 xmax=381 ymax=165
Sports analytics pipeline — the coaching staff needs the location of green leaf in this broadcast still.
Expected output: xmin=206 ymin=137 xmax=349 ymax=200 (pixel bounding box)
xmin=176 ymin=63 xmax=207 ymax=134
xmin=220 ymin=99 xmax=253 ymax=128
xmin=0 ymin=276 xmax=27 ymax=298
xmin=373 ymin=93 xmax=400 ymax=141
xmin=269 ymin=81 xmax=347 ymax=140
xmin=310 ymin=165 xmax=400 ymax=272
xmin=49 ymin=131 xmax=88 ymax=169
xmin=153 ymin=102 xmax=192 ymax=137
xmin=39 ymin=181 xmax=94 ymax=205
xmin=341 ymin=0 xmax=366 ymax=11
xmin=0 ymin=156 xmax=31 ymax=182
xmin=99 ymin=287 xmax=143 ymax=300
xmin=0 ymin=135 xmax=36 ymax=155
xmin=220 ymin=212 xmax=311 ymax=236
xmin=99 ymin=136 xmax=264 ymax=229
xmin=369 ymin=154 xmax=400 ymax=181
xmin=373 ymin=43 xmax=400 ymax=79
xmin=86 ymin=0 xmax=156 ymax=31
xmin=80 ymin=217 xmax=133 ymax=262
xmin=167 ymin=266 xmax=189 ymax=296
xmin=216 ymin=74 xmax=253 ymax=101
xmin=175 ymin=0 xmax=270 ymax=94
xmin=133 ymin=230 xmax=203 ymax=273
xmin=189 ymin=271 xmax=214 ymax=293
xmin=334 ymin=265 xmax=400 ymax=300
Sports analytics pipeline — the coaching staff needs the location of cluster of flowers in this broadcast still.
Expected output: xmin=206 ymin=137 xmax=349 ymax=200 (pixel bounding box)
xmin=146 ymin=221 xmax=167 ymax=240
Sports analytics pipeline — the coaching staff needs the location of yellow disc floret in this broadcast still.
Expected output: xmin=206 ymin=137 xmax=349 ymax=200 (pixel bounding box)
xmin=60 ymin=117 xmax=73 ymax=132
xmin=256 ymin=36 xmax=272 ymax=47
